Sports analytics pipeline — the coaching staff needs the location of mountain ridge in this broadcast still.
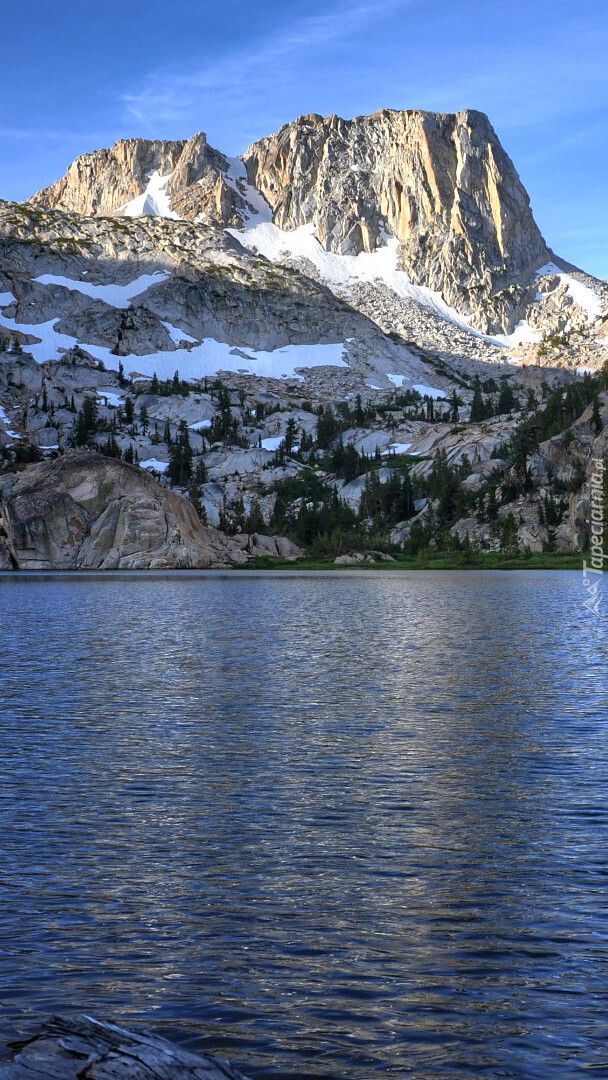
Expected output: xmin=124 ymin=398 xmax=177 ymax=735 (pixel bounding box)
xmin=32 ymin=107 xmax=566 ymax=336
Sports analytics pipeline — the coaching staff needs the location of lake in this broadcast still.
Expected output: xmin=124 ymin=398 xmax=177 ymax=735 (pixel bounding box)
xmin=0 ymin=570 xmax=606 ymax=1079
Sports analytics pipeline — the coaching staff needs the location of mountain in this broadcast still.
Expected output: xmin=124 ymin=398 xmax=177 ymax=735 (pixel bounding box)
xmin=34 ymin=108 xmax=556 ymax=335
xmin=0 ymin=108 xmax=605 ymax=567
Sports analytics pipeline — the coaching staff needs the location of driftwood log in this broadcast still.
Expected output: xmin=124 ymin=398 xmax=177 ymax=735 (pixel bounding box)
xmin=0 ymin=1015 xmax=252 ymax=1080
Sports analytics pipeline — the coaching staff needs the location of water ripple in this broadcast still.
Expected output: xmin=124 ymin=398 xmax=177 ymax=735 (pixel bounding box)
xmin=0 ymin=570 xmax=606 ymax=1079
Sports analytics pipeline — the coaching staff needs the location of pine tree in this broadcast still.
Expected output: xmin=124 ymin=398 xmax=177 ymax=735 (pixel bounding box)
xmin=284 ymin=416 xmax=298 ymax=455
xmin=470 ymin=376 xmax=485 ymax=422
xmin=102 ymin=433 xmax=121 ymax=458
xmin=486 ymin=486 xmax=499 ymax=521
xmin=316 ymin=406 xmax=338 ymax=450
xmin=245 ymin=497 xmax=265 ymax=534
xmin=168 ymin=420 xmax=193 ymax=486
xmin=500 ymin=512 xmax=519 ymax=555
xmin=74 ymin=396 xmax=98 ymax=446
xmin=498 ymin=379 xmax=516 ymax=415
xmin=450 ymin=389 xmax=460 ymax=423
xmin=591 ymin=392 xmax=603 ymax=433
xmin=355 ymin=393 xmax=365 ymax=427
xmin=342 ymin=443 xmax=362 ymax=483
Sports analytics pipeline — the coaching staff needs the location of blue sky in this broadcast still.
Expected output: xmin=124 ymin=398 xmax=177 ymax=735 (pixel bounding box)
xmin=2 ymin=0 xmax=606 ymax=277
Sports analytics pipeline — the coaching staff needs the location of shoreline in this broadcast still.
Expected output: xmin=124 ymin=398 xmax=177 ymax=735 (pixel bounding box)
xmin=0 ymin=555 xmax=585 ymax=580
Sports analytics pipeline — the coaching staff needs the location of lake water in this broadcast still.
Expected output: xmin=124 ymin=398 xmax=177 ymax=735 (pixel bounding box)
xmin=0 ymin=570 xmax=606 ymax=1079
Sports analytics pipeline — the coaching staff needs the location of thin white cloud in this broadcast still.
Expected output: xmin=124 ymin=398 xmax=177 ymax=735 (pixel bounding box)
xmin=123 ymin=0 xmax=415 ymax=128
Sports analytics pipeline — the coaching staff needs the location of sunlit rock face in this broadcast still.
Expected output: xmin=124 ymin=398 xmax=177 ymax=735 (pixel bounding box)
xmin=0 ymin=451 xmax=245 ymax=569
xmin=31 ymin=133 xmax=248 ymax=228
xmin=243 ymin=108 xmax=552 ymax=334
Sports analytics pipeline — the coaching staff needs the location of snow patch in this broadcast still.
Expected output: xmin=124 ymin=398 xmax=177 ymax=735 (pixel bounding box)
xmin=120 ymin=171 xmax=180 ymax=220
xmin=0 ymin=301 xmax=350 ymax=382
xmin=387 ymin=442 xmax=412 ymax=454
xmin=413 ymin=382 xmax=447 ymax=399
xmin=96 ymin=389 xmax=125 ymax=408
xmin=140 ymin=458 xmax=169 ymax=473
xmin=261 ymin=436 xmax=283 ymax=451
xmin=536 ymin=263 xmax=603 ymax=320
xmin=189 ymin=419 xmax=212 ymax=430
xmin=161 ymin=321 xmax=198 ymax=346
xmin=491 ymin=321 xmax=542 ymax=348
xmin=33 ymin=272 xmax=171 ymax=310
xmin=0 ymin=292 xmax=16 ymax=307
xmin=536 ymin=261 xmax=563 ymax=276
xmin=0 ymin=313 xmax=78 ymax=363
xmin=386 ymin=374 xmax=445 ymax=398
xmin=224 ymin=158 xmax=273 ymax=226
xmin=0 ymin=405 xmax=21 ymax=439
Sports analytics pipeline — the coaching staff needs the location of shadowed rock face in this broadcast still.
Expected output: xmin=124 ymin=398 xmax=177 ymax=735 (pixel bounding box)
xmin=30 ymin=109 xmax=554 ymax=334
xmin=0 ymin=451 xmax=245 ymax=569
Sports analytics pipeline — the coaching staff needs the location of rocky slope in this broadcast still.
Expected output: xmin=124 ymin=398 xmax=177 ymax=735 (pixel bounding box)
xmin=0 ymin=199 xmax=433 ymax=388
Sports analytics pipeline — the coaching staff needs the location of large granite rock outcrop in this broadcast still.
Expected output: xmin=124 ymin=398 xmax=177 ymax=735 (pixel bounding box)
xmin=0 ymin=451 xmax=247 ymax=569
xmin=244 ymin=109 xmax=553 ymax=334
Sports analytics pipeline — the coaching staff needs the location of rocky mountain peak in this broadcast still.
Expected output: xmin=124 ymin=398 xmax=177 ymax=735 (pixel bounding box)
xmin=31 ymin=131 xmax=248 ymax=227
xmin=243 ymin=107 xmax=553 ymax=333
xmin=28 ymin=108 xmax=573 ymax=334
xmin=32 ymin=137 xmax=186 ymax=217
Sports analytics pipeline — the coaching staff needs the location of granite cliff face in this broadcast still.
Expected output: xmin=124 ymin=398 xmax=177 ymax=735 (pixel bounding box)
xmin=244 ymin=109 xmax=553 ymax=333
xmin=32 ymin=109 xmax=558 ymax=334
xmin=0 ymin=451 xmax=244 ymax=569
xmin=33 ymin=133 xmax=251 ymax=228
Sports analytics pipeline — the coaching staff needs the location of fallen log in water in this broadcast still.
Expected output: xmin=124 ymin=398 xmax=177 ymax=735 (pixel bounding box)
xmin=0 ymin=1014 xmax=252 ymax=1080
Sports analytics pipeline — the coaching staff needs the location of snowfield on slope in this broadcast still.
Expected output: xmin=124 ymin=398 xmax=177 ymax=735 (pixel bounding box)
xmin=535 ymin=262 xmax=604 ymax=320
xmin=0 ymin=303 xmax=350 ymax=380
xmin=119 ymin=171 xmax=180 ymax=219
xmin=33 ymin=272 xmax=171 ymax=309
xmin=228 ymin=221 xmax=541 ymax=348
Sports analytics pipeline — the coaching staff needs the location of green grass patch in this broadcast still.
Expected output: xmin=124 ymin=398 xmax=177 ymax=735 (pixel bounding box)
xmin=247 ymin=550 xmax=585 ymax=571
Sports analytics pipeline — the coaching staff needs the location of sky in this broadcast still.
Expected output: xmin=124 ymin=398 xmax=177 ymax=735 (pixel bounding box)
xmin=1 ymin=0 xmax=607 ymax=278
